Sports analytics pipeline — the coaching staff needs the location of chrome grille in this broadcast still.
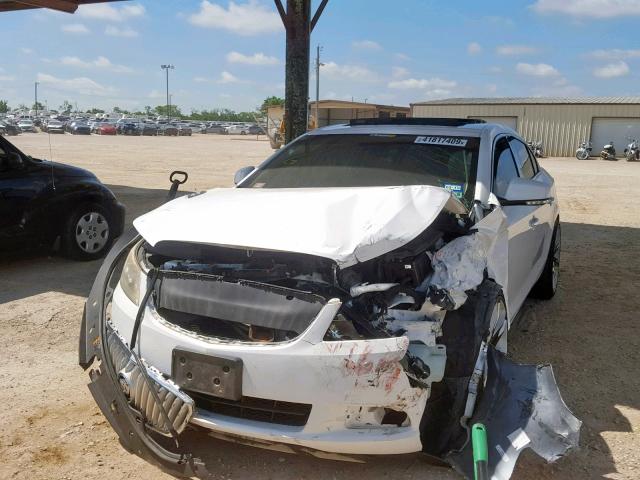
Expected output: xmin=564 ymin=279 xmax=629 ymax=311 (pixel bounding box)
xmin=107 ymin=329 xmax=194 ymax=435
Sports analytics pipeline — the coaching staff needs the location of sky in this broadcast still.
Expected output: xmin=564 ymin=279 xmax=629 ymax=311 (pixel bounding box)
xmin=1 ymin=0 xmax=639 ymax=114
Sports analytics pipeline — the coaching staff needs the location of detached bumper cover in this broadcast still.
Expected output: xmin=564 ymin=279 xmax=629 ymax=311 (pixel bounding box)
xmin=79 ymin=229 xmax=206 ymax=477
xmin=447 ymin=348 xmax=581 ymax=480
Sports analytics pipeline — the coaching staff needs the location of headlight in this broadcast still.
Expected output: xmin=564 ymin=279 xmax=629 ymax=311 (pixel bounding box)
xmin=120 ymin=245 xmax=144 ymax=305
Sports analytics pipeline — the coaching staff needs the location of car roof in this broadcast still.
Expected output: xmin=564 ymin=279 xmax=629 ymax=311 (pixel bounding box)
xmin=306 ymin=120 xmax=515 ymax=140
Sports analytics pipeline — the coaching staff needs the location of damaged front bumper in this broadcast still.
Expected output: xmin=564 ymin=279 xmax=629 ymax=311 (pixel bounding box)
xmin=79 ymin=229 xmax=580 ymax=479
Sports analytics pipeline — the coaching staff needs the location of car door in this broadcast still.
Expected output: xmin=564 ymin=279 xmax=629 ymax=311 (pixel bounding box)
xmin=0 ymin=139 xmax=50 ymax=243
xmin=508 ymin=138 xmax=554 ymax=298
xmin=492 ymin=136 xmax=540 ymax=318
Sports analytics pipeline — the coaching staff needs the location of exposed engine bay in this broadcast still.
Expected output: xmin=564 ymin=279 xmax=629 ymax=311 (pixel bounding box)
xmin=142 ymin=210 xmax=468 ymax=346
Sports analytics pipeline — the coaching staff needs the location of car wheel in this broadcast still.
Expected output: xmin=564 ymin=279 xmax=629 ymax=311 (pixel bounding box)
xmin=62 ymin=204 xmax=113 ymax=261
xmin=420 ymin=280 xmax=507 ymax=455
xmin=530 ymin=220 xmax=561 ymax=300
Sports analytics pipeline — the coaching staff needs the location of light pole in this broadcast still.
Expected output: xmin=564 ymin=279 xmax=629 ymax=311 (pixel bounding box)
xmin=34 ymin=81 xmax=39 ymax=119
xmin=160 ymin=64 xmax=174 ymax=122
xmin=169 ymin=94 xmax=173 ymax=120
xmin=314 ymin=45 xmax=324 ymax=129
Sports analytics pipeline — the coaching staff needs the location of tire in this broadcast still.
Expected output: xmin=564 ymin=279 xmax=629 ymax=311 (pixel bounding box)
xmin=576 ymin=151 xmax=588 ymax=160
xmin=420 ymin=280 xmax=508 ymax=455
xmin=61 ymin=203 xmax=113 ymax=261
xmin=240 ymin=130 xmax=247 ymax=135
xmin=530 ymin=220 xmax=560 ymax=300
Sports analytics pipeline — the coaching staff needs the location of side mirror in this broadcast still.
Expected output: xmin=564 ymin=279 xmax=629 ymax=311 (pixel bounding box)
xmin=500 ymin=177 xmax=552 ymax=206
xmin=234 ymin=166 xmax=255 ymax=185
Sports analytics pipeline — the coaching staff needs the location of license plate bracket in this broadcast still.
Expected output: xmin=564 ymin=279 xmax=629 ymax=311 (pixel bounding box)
xmin=172 ymin=349 xmax=243 ymax=400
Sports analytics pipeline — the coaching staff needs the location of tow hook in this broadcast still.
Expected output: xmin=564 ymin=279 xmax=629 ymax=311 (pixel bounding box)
xmin=167 ymin=170 xmax=188 ymax=201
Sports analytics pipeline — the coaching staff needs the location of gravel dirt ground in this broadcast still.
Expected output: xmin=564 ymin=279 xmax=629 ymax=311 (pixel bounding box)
xmin=0 ymin=133 xmax=638 ymax=480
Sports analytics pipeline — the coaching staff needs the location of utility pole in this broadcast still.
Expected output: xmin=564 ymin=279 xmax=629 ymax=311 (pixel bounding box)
xmin=314 ymin=45 xmax=324 ymax=129
xmin=34 ymin=81 xmax=39 ymax=119
xmin=161 ymin=64 xmax=174 ymax=122
xmin=274 ymin=0 xmax=329 ymax=143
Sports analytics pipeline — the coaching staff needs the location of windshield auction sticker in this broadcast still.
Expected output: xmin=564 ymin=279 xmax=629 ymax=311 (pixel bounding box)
xmin=414 ymin=136 xmax=468 ymax=147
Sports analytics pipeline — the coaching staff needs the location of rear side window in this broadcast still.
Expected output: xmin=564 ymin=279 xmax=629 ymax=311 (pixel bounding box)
xmin=509 ymin=138 xmax=535 ymax=179
xmin=493 ymin=137 xmax=518 ymax=197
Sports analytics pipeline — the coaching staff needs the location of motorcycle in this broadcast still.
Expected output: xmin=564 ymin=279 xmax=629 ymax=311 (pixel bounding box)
xmin=623 ymin=138 xmax=640 ymax=161
xmin=576 ymin=140 xmax=592 ymax=160
xmin=600 ymin=141 xmax=617 ymax=160
xmin=527 ymin=140 xmax=544 ymax=158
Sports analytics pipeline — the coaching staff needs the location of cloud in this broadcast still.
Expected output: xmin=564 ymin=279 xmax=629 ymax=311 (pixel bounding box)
xmin=105 ymin=25 xmax=139 ymax=37
xmin=226 ymin=51 xmax=279 ymax=65
xmin=496 ymin=44 xmax=539 ymax=55
xmin=388 ymin=77 xmax=457 ymax=90
xmin=352 ymin=40 xmax=381 ymax=50
xmin=0 ymin=75 xmax=15 ymax=82
xmin=60 ymin=56 xmax=134 ymax=73
xmin=391 ymin=66 xmax=410 ymax=79
xmin=467 ymin=42 xmax=482 ymax=55
xmin=218 ymin=71 xmax=241 ymax=84
xmin=394 ymin=53 xmax=411 ymax=61
xmin=77 ymin=2 xmax=145 ymax=21
xmin=189 ymin=1 xmax=281 ymax=35
xmin=36 ymin=73 xmax=116 ymax=96
xmin=531 ymin=0 xmax=640 ymax=18
xmin=193 ymin=76 xmax=210 ymax=83
xmin=488 ymin=66 xmax=503 ymax=73
xmin=21 ymin=48 xmax=34 ymax=54
xmin=516 ymin=62 xmax=560 ymax=76
xmin=61 ymin=23 xmax=90 ymax=34
xmin=593 ymin=60 xmax=630 ymax=78
xmin=322 ymin=62 xmax=377 ymax=81
xmin=587 ymin=48 xmax=640 ymax=60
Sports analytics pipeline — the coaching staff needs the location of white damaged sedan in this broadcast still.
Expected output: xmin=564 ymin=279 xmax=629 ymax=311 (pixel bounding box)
xmin=80 ymin=118 xmax=580 ymax=479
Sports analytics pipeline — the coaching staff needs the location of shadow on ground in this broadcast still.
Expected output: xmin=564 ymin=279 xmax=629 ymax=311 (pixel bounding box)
xmin=0 ymin=186 xmax=638 ymax=478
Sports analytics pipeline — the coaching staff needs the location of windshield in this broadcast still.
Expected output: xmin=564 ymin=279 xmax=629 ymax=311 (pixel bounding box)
xmin=241 ymin=133 xmax=479 ymax=208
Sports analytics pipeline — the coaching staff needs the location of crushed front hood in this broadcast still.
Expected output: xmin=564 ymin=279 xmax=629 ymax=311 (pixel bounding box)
xmin=134 ymin=185 xmax=466 ymax=267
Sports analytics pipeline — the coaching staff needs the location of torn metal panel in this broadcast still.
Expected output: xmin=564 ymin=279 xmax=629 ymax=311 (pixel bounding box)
xmin=446 ymin=347 xmax=581 ymax=480
xmin=133 ymin=185 xmax=466 ymax=268
xmin=425 ymin=208 xmax=508 ymax=309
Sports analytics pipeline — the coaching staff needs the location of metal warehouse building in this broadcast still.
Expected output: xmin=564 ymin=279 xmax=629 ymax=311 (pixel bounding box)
xmin=411 ymin=97 xmax=640 ymax=156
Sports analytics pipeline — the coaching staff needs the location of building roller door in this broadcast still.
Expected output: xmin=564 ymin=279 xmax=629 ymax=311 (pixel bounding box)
xmin=591 ymin=118 xmax=640 ymax=153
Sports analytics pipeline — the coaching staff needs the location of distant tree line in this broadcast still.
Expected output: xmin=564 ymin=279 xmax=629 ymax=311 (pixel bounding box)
xmin=0 ymin=96 xmax=286 ymax=121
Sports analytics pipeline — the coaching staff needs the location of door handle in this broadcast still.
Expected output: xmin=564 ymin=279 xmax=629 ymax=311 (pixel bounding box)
xmin=529 ymin=216 xmax=539 ymax=227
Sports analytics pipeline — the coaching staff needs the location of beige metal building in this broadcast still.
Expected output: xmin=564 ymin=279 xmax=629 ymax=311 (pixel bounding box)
xmin=266 ymin=99 xmax=410 ymax=137
xmin=411 ymin=97 xmax=640 ymax=156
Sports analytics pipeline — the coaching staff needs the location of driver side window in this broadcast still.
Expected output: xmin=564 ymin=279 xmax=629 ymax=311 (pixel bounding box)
xmin=493 ymin=137 xmax=519 ymax=197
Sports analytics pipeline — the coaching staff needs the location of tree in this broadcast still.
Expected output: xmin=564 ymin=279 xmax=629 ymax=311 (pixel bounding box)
xmin=144 ymin=105 xmax=152 ymax=116
xmin=86 ymin=107 xmax=105 ymax=114
xmin=154 ymin=104 xmax=183 ymax=118
xmin=0 ymin=100 xmax=9 ymax=113
xmin=32 ymin=101 xmax=45 ymax=111
xmin=260 ymin=96 xmax=284 ymax=114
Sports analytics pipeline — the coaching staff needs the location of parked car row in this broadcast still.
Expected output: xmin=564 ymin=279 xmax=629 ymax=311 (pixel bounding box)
xmin=2 ymin=114 xmax=266 ymax=138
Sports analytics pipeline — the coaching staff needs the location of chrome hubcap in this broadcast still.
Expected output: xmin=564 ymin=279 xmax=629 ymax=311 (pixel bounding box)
xmin=552 ymin=226 xmax=561 ymax=292
xmin=75 ymin=212 xmax=109 ymax=253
